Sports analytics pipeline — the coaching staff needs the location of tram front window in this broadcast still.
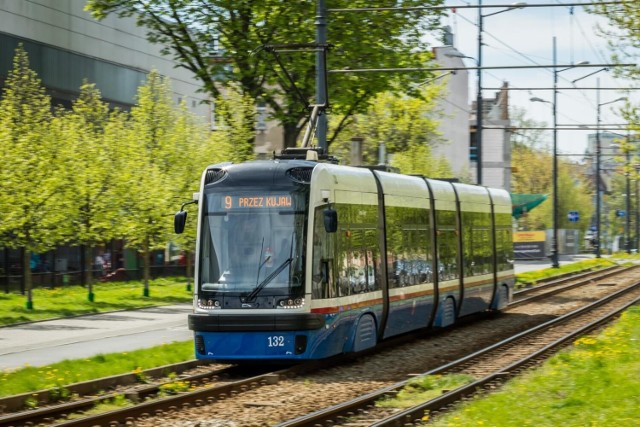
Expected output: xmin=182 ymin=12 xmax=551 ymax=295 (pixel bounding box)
xmin=198 ymin=190 xmax=306 ymax=305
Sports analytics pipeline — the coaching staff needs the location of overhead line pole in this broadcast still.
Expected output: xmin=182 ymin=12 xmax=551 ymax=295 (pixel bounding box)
xmin=476 ymin=0 xmax=483 ymax=185
xmin=315 ymin=0 xmax=328 ymax=151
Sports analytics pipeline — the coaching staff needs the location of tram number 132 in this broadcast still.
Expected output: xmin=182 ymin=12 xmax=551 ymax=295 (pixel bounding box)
xmin=267 ymin=335 xmax=286 ymax=347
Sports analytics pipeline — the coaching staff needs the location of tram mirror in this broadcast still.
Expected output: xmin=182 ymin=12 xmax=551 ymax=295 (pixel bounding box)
xmin=323 ymin=207 xmax=338 ymax=233
xmin=174 ymin=210 xmax=187 ymax=234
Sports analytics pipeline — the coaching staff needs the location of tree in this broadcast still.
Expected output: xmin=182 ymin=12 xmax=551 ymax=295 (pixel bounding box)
xmin=117 ymin=71 xmax=182 ymax=295
xmin=62 ymin=82 xmax=126 ymax=300
xmin=0 ymin=46 xmax=68 ymax=309
xmin=510 ymin=108 xmax=594 ymax=235
xmin=329 ymin=84 xmax=448 ymax=174
xmin=119 ymin=70 xmax=240 ymax=295
xmin=589 ymin=2 xmax=640 ymax=80
xmin=210 ymin=84 xmax=259 ymax=163
xmin=85 ymin=0 xmax=445 ymax=148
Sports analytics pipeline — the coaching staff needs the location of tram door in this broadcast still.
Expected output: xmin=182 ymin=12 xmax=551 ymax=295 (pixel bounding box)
xmin=458 ymin=206 xmax=494 ymax=316
xmin=383 ymin=197 xmax=434 ymax=338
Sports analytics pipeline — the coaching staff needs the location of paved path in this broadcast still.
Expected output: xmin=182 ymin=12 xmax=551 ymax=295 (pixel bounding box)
xmin=514 ymin=253 xmax=595 ymax=274
xmin=0 ymin=304 xmax=192 ymax=371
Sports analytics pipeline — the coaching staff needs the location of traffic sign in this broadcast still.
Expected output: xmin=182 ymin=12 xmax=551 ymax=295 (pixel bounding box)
xmin=568 ymin=210 xmax=580 ymax=222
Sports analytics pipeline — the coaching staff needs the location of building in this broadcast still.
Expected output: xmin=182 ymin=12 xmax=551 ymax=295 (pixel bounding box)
xmin=471 ymin=82 xmax=512 ymax=191
xmin=432 ymin=27 xmax=512 ymax=190
xmin=432 ymin=45 xmax=471 ymax=180
xmin=0 ymin=0 xmax=209 ymax=114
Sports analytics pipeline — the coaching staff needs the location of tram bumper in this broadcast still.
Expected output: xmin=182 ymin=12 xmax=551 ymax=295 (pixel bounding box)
xmin=188 ymin=313 xmax=326 ymax=332
xmin=189 ymin=313 xmax=326 ymax=360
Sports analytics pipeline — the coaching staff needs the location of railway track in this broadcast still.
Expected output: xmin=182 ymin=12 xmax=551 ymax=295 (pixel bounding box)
xmin=2 ymin=265 xmax=637 ymax=426
xmin=511 ymin=265 xmax=628 ymax=306
xmin=278 ymin=278 xmax=640 ymax=426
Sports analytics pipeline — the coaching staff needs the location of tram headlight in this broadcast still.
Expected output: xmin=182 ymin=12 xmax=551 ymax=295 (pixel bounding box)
xmin=277 ymin=297 xmax=305 ymax=309
xmin=198 ymin=298 xmax=221 ymax=310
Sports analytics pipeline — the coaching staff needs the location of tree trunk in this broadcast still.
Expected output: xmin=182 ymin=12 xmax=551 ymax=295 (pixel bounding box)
xmin=186 ymin=251 xmax=193 ymax=292
xmin=84 ymin=245 xmax=95 ymax=299
xmin=283 ymin=122 xmax=301 ymax=148
xmin=142 ymin=239 xmax=150 ymax=297
xmin=23 ymin=249 xmax=33 ymax=310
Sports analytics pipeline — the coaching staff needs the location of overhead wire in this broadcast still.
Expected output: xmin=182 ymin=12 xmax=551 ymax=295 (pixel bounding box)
xmin=444 ymin=0 xmax=629 ymax=132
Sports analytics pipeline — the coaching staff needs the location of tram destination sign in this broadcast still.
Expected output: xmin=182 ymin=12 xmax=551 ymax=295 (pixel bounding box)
xmin=217 ymin=193 xmax=293 ymax=210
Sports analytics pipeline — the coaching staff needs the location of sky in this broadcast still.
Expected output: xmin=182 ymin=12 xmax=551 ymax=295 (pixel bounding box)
xmin=435 ymin=0 xmax=637 ymax=156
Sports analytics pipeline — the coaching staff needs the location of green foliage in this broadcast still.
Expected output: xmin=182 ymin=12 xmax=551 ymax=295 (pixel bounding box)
xmin=430 ymin=305 xmax=640 ymax=426
xmin=510 ymin=108 xmax=594 ymax=234
xmin=0 ymin=278 xmax=192 ymax=326
xmin=0 ymin=45 xmax=66 ymax=252
xmin=85 ymin=0 xmax=446 ymax=148
xmin=515 ymin=258 xmax=616 ymax=288
xmin=376 ymin=374 xmax=474 ymax=409
xmin=329 ymin=85 xmax=450 ymax=176
xmin=0 ymin=341 xmax=194 ymax=397
xmin=210 ymin=84 xmax=258 ymax=163
xmin=588 ymin=2 xmax=640 ymax=81
xmin=391 ymin=144 xmax=453 ymax=178
xmin=158 ymin=372 xmax=191 ymax=395
xmin=0 ymin=46 xmax=246 ymax=304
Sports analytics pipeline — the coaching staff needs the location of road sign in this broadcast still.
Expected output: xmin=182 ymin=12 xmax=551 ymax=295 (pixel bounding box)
xmin=568 ymin=210 xmax=580 ymax=222
xmin=616 ymin=209 xmax=626 ymax=218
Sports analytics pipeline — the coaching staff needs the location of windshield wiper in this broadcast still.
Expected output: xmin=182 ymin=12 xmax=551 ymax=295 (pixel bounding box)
xmin=245 ymin=257 xmax=292 ymax=302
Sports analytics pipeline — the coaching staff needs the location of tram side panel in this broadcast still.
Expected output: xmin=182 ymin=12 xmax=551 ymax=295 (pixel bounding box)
xmin=374 ymin=172 xmax=435 ymax=339
xmin=308 ymin=165 xmax=384 ymax=356
xmin=488 ymin=188 xmax=515 ymax=309
xmin=455 ymin=184 xmax=496 ymax=317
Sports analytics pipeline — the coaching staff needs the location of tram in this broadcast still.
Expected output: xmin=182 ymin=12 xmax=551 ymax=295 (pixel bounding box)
xmin=174 ymin=149 xmax=514 ymax=362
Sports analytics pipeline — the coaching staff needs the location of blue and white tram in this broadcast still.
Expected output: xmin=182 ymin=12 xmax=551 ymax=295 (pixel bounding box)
xmin=175 ymin=155 xmax=514 ymax=362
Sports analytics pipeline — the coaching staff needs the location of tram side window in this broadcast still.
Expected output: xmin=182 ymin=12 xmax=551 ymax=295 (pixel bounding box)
xmin=461 ymin=210 xmax=492 ymax=277
xmin=335 ymin=202 xmax=381 ymax=295
xmin=386 ymin=205 xmax=431 ymax=288
xmin=492 ymin=212 xmax=513 ymax=272
xmin=311 ymin=201 xmax=381 ymax=299
xmin=436 ymin=210 xmax=458 ymax=281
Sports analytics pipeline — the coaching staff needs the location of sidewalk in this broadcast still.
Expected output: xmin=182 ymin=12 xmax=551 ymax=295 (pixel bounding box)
xmin=514 ymin=253 xmax=595 ymax=274
xmin=0 ymin=304 xmax=192 ymax=371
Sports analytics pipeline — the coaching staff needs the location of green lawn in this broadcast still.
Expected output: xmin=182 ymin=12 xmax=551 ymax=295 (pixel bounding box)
xmin=428 ymin=305 xmax=640 ymax=427
xmin=0 ymin=341 xmax=194 ymax=398
xmin=515 ymin=257 xmax=616 ymax=288
xmin=0 ymin=278 xmax=192 ymax=326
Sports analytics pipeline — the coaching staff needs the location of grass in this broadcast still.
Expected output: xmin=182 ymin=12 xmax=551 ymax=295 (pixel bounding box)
xmin=376 ymin=374 xmax=475 ymax=409
xmin=515 ymin=257 xmax=617 ymax=288
xmin=0 ymin=277 xmax=192 ymax=326
xmin=427 ymin=305 xmax=640 ymax=427
xmin=0 ymin=340 xmax=194 ymax=397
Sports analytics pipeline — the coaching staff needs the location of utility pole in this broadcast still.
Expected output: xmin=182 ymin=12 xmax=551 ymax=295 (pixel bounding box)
xmin=316 ymin=0 xmax=328 ymax=151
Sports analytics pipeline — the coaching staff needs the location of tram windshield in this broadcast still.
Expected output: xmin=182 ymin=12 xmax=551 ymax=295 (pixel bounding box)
xmin=198 ymin=189 xmax=307 ymax=301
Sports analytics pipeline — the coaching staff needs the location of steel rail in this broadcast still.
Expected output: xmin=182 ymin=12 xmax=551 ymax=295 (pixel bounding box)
xmin=372 ymin=294 xmax=640 ymax=426
xmin=0 ymin=365 xmax=238 ymax=426
xmin=278 ymin=280 xmax=640 ymax=426
xmin=511 ymin=265 xmax=634 ymax=307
